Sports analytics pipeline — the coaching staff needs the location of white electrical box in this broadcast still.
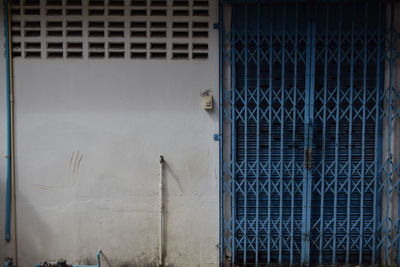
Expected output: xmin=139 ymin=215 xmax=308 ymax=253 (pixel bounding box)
xmin=202 ymin=90 xmax=213 ymax=110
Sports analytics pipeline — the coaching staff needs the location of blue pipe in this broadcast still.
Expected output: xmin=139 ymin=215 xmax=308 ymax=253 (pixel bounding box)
xmin=3 ymin=0 xmax=12 ymax=242
xmin=3 ymin=258 xmax=13 ymax=267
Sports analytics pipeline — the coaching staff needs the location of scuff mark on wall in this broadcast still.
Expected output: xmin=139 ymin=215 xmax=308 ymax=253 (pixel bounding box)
xmin=30 ymin=151 xmax=84 ymax=190
xmin=70 ymin=151 xmax=83 ymax=179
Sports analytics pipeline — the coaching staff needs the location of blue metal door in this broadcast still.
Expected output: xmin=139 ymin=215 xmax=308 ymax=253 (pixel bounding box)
xmin=219 ymin=1 xmax=400 ymax=266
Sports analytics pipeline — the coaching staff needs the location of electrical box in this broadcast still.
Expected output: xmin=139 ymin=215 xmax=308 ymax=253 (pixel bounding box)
xmin=202 ymin=90 xmax=213 ymax=110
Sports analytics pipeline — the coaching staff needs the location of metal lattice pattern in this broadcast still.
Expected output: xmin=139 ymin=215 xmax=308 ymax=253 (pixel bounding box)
xmin=219 ymin=1 xmax=400 ymax=266
xmin=10 ymin=0 xmax=210 ymax=60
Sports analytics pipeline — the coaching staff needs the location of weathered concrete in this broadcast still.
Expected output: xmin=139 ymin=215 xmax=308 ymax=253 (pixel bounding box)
xmin=0 ymin=1 xmax=220 ymax=266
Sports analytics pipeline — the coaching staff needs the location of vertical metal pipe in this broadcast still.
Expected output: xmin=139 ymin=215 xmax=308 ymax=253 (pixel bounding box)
xmin=345 ymin=14 xmax=355 ymax=265
xmin=218 ymin=1 xmax=224 ymax=265
xmin=278 ymin=4 xmax=286 ymax=263
xmin=318 ymin=5 xmax=329 ymax=264
xmin=267 ymin=10 xmax=273 ymax=263
xmin=4 ymin=0 xmax=13 ymax=243
xmin=290 ymin=5 xmax=299 ymax=265
xmin=306 ymin=9 xmax=316 ymax=266
xmin=243 ymin=5 xmax=248 ymax=264
xmin=231 ymin=5 xmax=237 ymax=264
xmin=332 ymin=5 xmax=342 ymax=264
xmin=159 ymin=156 xmax=165 ymax=267
xmin=302 ymin=4 xmax=316 ymax=264
xmin=359 ymin=4 xmax=369 ymax=264
xmin=255 ymin=3 xmax=260 ymax=265
xmin=372 ymin=3 xmax=383 ymax=264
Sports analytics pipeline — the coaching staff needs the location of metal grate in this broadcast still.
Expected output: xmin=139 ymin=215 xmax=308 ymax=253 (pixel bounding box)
xmin=10 ymin=0 xmax=210 ymax=60
xmin=220 ymin=1 xmax=400 ymax=266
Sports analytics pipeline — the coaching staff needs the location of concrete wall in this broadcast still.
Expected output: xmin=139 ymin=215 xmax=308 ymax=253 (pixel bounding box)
xmin=0 ymin=2 xmax=8 ymax=265
xmin=1 ymin=1 xmax=220 ymax=266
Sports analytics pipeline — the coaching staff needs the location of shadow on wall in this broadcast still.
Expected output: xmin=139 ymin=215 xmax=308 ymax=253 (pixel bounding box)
xmin=13 ymin=162 xmax=187 ymax=267
xmin=16 ymin=189 xmax=164 ymax=267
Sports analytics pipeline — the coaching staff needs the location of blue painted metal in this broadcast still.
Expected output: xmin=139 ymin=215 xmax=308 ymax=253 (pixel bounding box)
xmin=331 ymin=5 xmax=342 ymax=264
xmin=255 ymin=4 xmax=260 ymax=265
xmin=372 ymin=3 xmax=383 ymax=264
xmin=3 ymin=258 xmax=13 ymax=267
xmin=345 ymin=14 xmax=355 ymax=265
xmin=317 ymin=5 xmax=329 ymax=265
xmin=218 ymin=1 xmax=224 ymax=266
xmin=220 ymin=0 xmax=400 ymax=265
xmin=3 ymin=0 xmax=12 ymax=243
xmin=230 ymin=4 xmax=237 ymax=264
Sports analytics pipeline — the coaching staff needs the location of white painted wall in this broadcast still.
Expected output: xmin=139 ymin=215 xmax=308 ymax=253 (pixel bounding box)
xmin=1 ymin=2 xmax=220 ymax=266
xmin=0 ymin=3 xmax=8 ymax=265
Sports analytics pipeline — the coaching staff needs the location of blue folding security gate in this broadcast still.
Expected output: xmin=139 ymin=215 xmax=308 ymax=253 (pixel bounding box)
xmin=219 ymin=0 xmax=400 ymax=265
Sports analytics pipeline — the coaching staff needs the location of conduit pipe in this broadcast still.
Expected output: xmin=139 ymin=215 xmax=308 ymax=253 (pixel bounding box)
xmin=159 ymin=155 xmax=165 ymax=267
xmin=4 ymin=0 xmax=16 ymax=247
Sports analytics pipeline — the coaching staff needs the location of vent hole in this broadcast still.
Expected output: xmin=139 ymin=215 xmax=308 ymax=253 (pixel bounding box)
xmin=89 ymin=51 xmax=105 ymax=58
xmin=172 ymin=52 xmax=188 ymax=59
xmin=89 ymin=9 xmax=105 ymax=15
xmin=67 ymin=21 xmax=82 ymax=27
xmin=173 ymin=31 xmax=189 ymax=38
xmin=66 ymin=9 xmax=82 ymax=15
xmin=150 ymin=52 xmax=166 ymax=59
xmin=131 ymin=0 xmax=147 ymax=6
xmin=108 ymin=30 xmax=124 ymax=37
xmin=151 ymin=9 xmax=167 ymax=16
xmin=109 ymin=9 xmax=124 ymax=16
xmin=67 ymin=51 xmax=83 ymax=58
xmin=89 ymin=30 xmax=105 ymax=37
xmin=193 ymin=43 xmax=208 ymax=50
xmin=192 ymin=9 xmax=209 ymax=16
xmin=109 ymin=51 xmax=125 ymax=58
xmin=25 ymin=42 xmax=41 ymax=49
xmin=67 ymin=42 xmax=83 ymax=49
xmin=173 ymin=22 xmax=188 ymax=28
xmin=192 ymin=52 xmax=208 ymax=59
xmin=47 ymin=30 xmax=63 ymax=37
xmin=192 ymin=31 xmax=208 ymax=38
xmin=173 ymin=43 xmax=188 ymax=50
xmin=131 ymin=52 xmax=147 ymax=59
xmin=89 ymin=21 xmax=105 ymax=28
xmin=193 ymin=0 xmax=208 ymax=7
xmin=89 ymin=42 xmax=105 ymax=49
xmin=151 ymin=43 xmax=166 ymax=50
xmin=47 ymin=52 xmax=64 ymax=58
xmin=109 ymin=21 xmax=125 ymax=28
xmin=25 ymin=51 xmax=41 ymax=58
xmin=67 ymin=30 xmax=83 ymax=37
xmin=47 ymin=42 xmax=63 ymax=49
xmin=173 ymin=10 xmax=189 ymax=16
xmin=47 ymin=21 xmax=63 ymax=28
xmin=131 ymin=31 xmax=147 ymax=37
xmin=131 ymin=21 xmax=147 ymax=28
xmin=131 ymin=9 xmax=147 ymax=16
xmin=193 ymin=22 xmax=208 ymax=29
xmin=173 ymin=0 xmax=188 ymax=7
xmin=151 ymin=22 xmax=166 ymax=28
xmin=25 ymin=30 xmax=41 ymax=37
xmin=47 ymin=9 xmax=63 ymax=15
xmin=151 ymin=31 xmax=166 ymax=37
xmin=131 ymin=43 xmax=147 ymax=49
xmin=109 ymin=42 xmax=125 ymax=49
xmin=25 ymin=21 xmax=40 ymax=28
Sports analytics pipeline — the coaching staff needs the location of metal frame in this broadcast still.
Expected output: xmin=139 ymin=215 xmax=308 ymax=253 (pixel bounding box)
xmin=219 ymin=0 xmax=400 ymax=265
